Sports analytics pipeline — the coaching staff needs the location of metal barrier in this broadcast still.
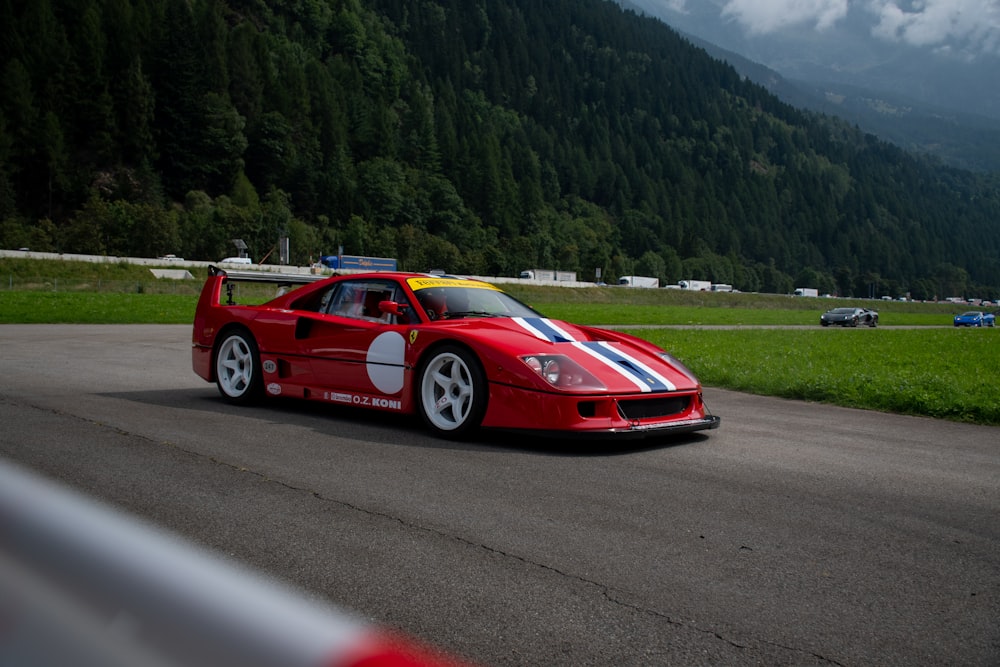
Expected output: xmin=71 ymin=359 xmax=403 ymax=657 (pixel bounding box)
xmin=0 ymin=460 xmax=472 ymax=667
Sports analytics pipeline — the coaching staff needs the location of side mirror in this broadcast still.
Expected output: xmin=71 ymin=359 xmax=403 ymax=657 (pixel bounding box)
xmin=378 ymin=300 xmax=408 ymax=316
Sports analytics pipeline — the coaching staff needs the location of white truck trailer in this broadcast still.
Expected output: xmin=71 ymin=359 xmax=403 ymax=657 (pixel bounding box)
xmin=618 ymin=275 xmax=660 ymax=288
xmin=520 ymin=269 xmax=555 ymax=281
xmin=677 ymin=280 xmax=711 ymax=291
xmin=520 ymin=269 xmax=578 ymax=282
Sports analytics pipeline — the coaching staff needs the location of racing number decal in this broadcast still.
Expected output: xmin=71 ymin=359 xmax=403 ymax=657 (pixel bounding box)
xmin=366 ymin=331 xmax=406 ymax=394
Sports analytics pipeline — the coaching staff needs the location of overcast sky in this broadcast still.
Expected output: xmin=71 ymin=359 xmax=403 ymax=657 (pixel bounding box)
xmin=654 ymin=0 xmax=1000 ymax=61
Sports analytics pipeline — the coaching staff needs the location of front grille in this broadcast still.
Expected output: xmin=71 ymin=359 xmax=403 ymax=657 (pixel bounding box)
xmin=618 ymin=395 xmax=690 ymax=420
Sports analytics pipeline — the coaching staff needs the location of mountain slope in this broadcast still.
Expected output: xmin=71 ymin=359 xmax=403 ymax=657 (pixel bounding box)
xmin=1 ymin=0 xmax=998 ymax=298
xmin=622 ymin=0 xmax=1000 ymax=171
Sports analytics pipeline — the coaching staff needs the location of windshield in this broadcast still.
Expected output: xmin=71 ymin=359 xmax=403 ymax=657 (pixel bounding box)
xmin=830 ymin=308 xmax=855 ymax=314
xmin=409 ymin=278 xmax=542 ymax=320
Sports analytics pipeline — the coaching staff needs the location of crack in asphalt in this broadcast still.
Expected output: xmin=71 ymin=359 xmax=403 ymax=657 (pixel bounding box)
xmin=215 ymin=452 xmax=847 ymax=665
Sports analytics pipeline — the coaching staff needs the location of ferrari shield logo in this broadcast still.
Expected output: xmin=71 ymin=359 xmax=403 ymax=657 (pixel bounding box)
xmin=409 ymin=330 xmax=418 ymax=345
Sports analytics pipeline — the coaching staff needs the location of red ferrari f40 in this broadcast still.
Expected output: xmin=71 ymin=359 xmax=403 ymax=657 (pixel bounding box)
xmin=192 ymin=268 xmax=720 ymax=440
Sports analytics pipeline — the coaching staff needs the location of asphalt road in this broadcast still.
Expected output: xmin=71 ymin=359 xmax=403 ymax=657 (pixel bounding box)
xmin=1 ymin=324 xmax=997 ymax=666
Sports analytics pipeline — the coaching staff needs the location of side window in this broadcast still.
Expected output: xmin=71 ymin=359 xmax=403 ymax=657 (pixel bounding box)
xmin=326 ymin=283 xmax=366 ymax=318
xmin=324 ymin=280 xmax=413 ymax=324
xmin=290 ymin=286 xmax=335 ymax=312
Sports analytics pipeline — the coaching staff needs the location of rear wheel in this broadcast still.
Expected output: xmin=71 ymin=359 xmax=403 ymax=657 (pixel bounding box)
xmin=417 ymin=345 xmax=487 ymax=438
xmin=215 ymin=329 xmax=263 ymax=404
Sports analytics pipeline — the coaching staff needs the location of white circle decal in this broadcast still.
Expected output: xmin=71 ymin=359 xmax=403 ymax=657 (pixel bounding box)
xmin=366 ymin=331 xmax=405 ymax=394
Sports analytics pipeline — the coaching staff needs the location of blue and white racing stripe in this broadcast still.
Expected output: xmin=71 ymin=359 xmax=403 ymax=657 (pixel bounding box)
xmin=512 ymin=317 xmax=675 ymax=392
xmin=573 ymin=341 xmax=675 ymax=392
xmin=512 ymin=317 xmax=577 ymax=343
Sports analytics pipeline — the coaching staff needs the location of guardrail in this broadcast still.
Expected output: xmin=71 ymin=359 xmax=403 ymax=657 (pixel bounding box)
xmin=0 ymin=249 xmax=600 ymax=289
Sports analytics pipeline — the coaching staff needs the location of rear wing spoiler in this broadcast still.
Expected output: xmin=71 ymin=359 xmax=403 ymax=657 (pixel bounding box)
xmin=208 ymin=264 xmax=329 ymax=284
xmin=208 ymin=265 xmax=330 ymax=305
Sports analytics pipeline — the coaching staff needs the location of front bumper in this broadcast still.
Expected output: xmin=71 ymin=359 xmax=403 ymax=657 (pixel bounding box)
xmin=482 ymin=383 xmax=721 ymax=439
xmin=494 ymin=415 xmax=721 ymax=440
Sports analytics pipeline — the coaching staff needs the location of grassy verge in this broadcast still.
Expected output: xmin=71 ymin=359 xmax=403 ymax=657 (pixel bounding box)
xmin=640 ymin=328 xmax=1000 ymax=425
xmin=535 ymin=303 xmax=949 ymax=326
xmin=0 ymin=292 xmax=197 ymax=324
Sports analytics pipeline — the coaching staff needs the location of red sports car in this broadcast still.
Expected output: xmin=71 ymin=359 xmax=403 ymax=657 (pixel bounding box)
xmin=192 ymin=268 xmax=720 ymax=440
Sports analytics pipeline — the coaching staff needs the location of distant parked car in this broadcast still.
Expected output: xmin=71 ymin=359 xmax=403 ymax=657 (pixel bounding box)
xmin=820 ymin=307 xmax=878 ymax=327
xmin=953 ymin=311 xmax=996 ymax=327
xmin=219 ymin=256 xmax=252 ymax=265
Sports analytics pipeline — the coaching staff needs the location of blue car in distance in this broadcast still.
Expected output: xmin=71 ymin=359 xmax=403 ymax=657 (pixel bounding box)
xmin=953 ymin=311 xmax=996 ymax=327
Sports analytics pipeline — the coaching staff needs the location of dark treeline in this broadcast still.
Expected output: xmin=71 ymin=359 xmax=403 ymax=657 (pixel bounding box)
xmin=1 ymin=0 xmax=998 ymax=299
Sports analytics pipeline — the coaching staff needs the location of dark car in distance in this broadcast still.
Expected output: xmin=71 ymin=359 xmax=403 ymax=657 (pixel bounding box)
xmin=820 ymin=307 xmax=879 ymax=327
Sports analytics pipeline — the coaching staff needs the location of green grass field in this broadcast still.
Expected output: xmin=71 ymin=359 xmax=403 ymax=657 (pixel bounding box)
xmin=3 ymin=258 xmax=997 ymax=426
xmin=641 ymin=328 xmax=1000 ymax=425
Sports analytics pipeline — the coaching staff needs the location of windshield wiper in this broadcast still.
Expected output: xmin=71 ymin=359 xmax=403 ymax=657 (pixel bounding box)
xmin=445 ymin=310 xmax=510 ymax=318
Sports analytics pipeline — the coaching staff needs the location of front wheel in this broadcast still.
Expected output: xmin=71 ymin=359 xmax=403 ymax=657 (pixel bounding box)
xmin=215 ymin=329 xmax=263 ymax=404
xmin=417 ymin=345 xmax=487 ymax=438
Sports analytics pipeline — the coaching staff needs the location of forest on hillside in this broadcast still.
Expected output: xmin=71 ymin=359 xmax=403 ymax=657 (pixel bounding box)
xmin=1 ymin=0 xmax=999 ymax=299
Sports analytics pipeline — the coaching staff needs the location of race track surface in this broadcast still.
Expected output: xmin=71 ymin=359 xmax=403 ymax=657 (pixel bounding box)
xmin=1 ymin=324 xmax=997 ymax=666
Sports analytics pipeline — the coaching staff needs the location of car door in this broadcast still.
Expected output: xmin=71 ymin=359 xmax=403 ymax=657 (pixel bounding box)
xmin=298 ymin=278 xmax=415 ymax=406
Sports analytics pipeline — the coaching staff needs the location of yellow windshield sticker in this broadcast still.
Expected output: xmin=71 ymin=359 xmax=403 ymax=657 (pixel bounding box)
xmin=406 ymin=277 xmax=501 ymax=291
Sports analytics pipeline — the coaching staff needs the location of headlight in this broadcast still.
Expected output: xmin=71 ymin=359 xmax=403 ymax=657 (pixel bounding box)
xmin=521 ymin=355 xmax=605 ymax=390
xmin=524 ymin=356 xmax=560 ymax=383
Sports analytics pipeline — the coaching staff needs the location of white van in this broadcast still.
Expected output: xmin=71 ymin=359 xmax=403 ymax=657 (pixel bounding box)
xmin=219 ymin=256 xmax=252 ymax=265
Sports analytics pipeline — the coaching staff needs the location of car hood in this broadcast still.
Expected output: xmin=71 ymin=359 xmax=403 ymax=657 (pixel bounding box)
xmin=437 ymin=316 xmax=701 ymax=393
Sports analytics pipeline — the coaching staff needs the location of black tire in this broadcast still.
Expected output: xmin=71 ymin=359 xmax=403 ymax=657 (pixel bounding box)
xmin=417 ymin=345 xmax=488 ymax=439
xmin=214 ymin=329 xmax=263 ymax=404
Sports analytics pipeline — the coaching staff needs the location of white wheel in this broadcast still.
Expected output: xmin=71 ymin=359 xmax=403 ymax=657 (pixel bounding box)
xmin=215 ymin=330 xmax=262 ymax=403
xmin=418 ymin=345 xmax=487 ymax=438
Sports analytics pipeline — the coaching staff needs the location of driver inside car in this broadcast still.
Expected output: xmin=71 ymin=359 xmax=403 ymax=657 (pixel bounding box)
xmin=418 ymin=289 xmax=448 ymax=320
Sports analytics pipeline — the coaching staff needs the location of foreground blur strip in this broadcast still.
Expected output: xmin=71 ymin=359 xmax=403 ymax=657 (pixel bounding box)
xmin=0 ymin=459 xmax=475 ymax=667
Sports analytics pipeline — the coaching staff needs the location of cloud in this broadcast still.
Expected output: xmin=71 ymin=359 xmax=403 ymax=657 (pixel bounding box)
xmin=646 ymin=0 xmax=1000 ymax=57
xmin=655 ymin=0 xmax=689 ymax=11
xmin=719 ymin=0 xmax=849 ymax=34
xmin=867 ymin=0 xmax=1000 ymax=57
